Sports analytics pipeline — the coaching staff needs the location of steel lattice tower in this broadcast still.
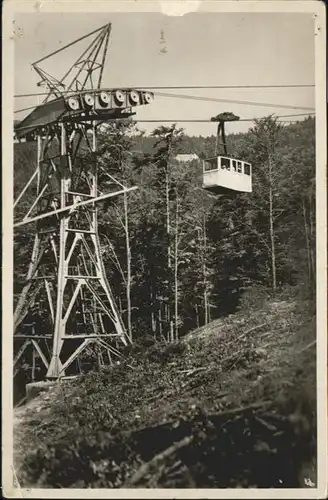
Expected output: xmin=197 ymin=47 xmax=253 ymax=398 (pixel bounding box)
xmin=14 ymin=24 xmax=154 ymax=379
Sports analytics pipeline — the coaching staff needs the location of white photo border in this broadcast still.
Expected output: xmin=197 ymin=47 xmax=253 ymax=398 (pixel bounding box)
xmin=2 ymin=1 xmax=327 ymax=498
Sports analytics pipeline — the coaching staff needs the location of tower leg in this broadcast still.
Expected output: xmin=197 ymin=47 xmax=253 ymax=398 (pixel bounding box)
xmin=46 ymin=124 xmax=68 ymax=378
xmin=15 ymin=122 xmax=131 ymax=382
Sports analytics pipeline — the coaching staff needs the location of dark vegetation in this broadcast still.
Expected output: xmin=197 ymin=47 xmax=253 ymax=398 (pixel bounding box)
xmin=14 ymin=290 xmax=316 ymax=488
xmin=14 ymin=116 xmax=316 ymax=339
xmin=13 ymin=116 xmax=317 ymax=487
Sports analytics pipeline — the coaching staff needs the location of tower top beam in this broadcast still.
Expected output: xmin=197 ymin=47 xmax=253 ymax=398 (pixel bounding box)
xmin=32 ymin=23 xmax=111 ymax=66
xmin=32 ymin=23 xmax=112 ymax=103
xmin=14 ymin=23 xmax=154 ymax=140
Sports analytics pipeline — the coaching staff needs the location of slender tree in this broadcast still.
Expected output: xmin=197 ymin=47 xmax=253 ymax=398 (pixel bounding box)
xmin=249 ymin=116 xmax=284 ymax=291
xmin=150 ymin=124 xmax=184 ymax=341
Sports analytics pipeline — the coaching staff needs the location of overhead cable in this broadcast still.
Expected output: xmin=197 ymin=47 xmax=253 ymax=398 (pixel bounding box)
xmin=13 ymin=113 xmax=315 ymax=133
xmin=14 ymin=83 xmax=315 ymax=98
xmin=129 ymin=113 xmax=315 ymax=123
xmin=153 ymin=91 xmax=315 ymax=111
xmin=14 ymin=91 xmax=315 ymax=115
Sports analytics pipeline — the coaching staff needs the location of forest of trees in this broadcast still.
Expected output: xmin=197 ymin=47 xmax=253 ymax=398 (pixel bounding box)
xmin=14 ymin=115 xmax=316 ymax=344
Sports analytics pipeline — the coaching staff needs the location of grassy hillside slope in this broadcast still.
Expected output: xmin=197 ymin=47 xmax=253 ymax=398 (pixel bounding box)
xmin=14 ymin=289 xmax=316 ymax=489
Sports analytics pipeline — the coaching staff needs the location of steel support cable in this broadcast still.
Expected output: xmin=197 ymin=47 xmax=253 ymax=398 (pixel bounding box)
xmin=13 ymin=112 xmax=315 ymax=133
xmin=152 ymin=91 xmax=315 ymax=111
xmin=124 ymin=113 xmax=315 ymax=123
xmin=14 ymin=89 xmax=315 ymax=115
xmin=14 ymin=83 xmax=314 ymax=98
xmin=14 ymin=98 xmax=315 ymax=116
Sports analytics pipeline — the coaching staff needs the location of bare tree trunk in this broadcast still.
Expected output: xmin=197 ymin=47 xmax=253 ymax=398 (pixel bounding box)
xmin=302 ymin=197 xmax=312 ymax=283
xmin=97 ymin=348 xmax=104 ymax=371
xmin=165 ymin=167 xmax=174 ymax=342
xmin=31 ymin=346 xmax=36 ymax=382
xmin=174 ymin=192 xmax=179 ymax=341
xmin=158 ymin=300 xmax=163 ymax=337
xmin=202 ymin=213 xmax=208 ymax=325
xmin=123 ymin=190 xmax=132 ymax=340
xmin=164 ymin=303 xmax=169 ymax=342
xmin=195 ymin=304 xmax=200 ymax=328
xmin=150 ymin=286 xmax=156 ymax=337
xmin=308 ymin=193 xmax=315 ymax=283
xmin=268 ymin=157 xmax=277 ymax=291
xmin=151 ymin=311 xmax=156 ymax=338
xmin=151 ymin=310 xmax=156 ymax=338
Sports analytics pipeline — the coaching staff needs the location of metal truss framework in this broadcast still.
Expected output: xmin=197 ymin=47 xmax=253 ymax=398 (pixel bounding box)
xmin=33 ymin=23 xmax=112 ymax=100
xmin=13 ymin=23 xmax=144 ymax=380
xmin=14 ymin=121 xmax=134 ymax=379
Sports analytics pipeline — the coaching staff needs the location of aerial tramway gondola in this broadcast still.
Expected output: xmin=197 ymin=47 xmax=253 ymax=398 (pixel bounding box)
xmin=202 ymin=111 xmax=252 ymax=194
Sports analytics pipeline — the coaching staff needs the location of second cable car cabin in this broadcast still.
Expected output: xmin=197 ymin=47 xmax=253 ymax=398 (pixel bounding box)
xmin=203 ymin=156 xmax=252 ymax=194
xmin=202 ymin=111 xmax=252 ymax=195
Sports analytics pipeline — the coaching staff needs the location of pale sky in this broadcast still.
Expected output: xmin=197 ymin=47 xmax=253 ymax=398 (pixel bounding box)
xmin=14 ymin=12 xmax=315 ymax=136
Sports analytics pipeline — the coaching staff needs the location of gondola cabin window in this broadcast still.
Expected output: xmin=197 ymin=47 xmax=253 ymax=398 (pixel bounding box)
xmin=203 ymin=156 xmax=252 ymax=194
